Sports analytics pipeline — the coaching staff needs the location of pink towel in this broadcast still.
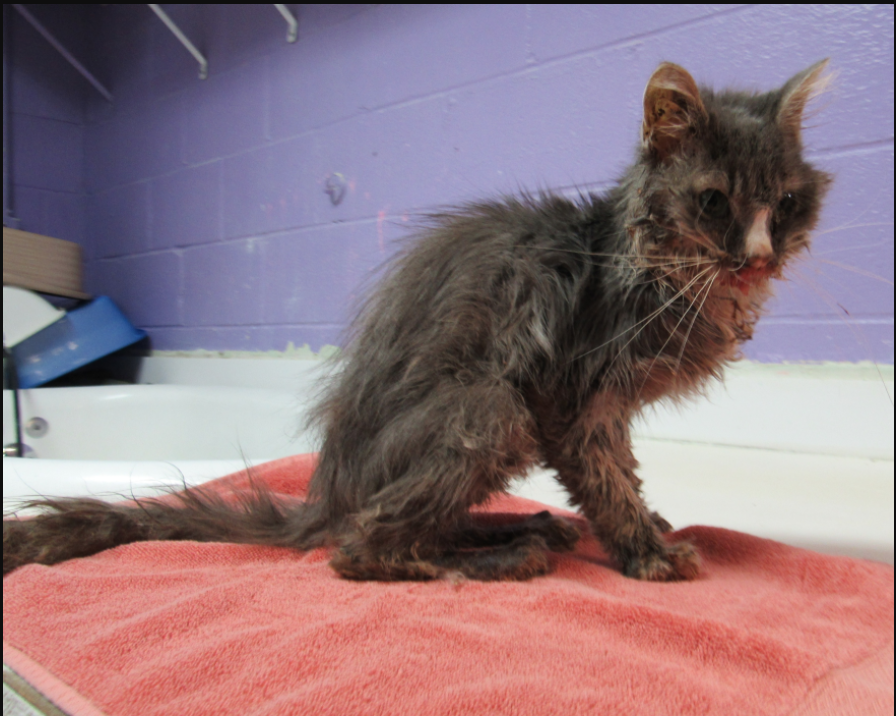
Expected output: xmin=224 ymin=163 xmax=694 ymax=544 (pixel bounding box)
xmin=3 ymin=454 xmax=893 ymax=716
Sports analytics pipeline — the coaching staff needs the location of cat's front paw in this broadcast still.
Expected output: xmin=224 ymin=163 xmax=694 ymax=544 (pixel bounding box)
xmin=623 ymin=541 xmax=701 ymax=581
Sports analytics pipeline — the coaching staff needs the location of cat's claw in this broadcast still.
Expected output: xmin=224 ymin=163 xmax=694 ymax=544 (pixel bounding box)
xmin=623 ymin=542 xmax=701 ymax=581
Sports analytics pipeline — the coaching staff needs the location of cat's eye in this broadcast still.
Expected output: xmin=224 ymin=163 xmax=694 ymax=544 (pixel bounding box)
xmin=698 ymin=189 xmax=729 ymax=219
xmin=777 ymin=193 xmax=798 ymax=216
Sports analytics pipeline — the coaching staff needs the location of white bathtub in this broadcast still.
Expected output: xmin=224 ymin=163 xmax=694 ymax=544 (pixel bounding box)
xmin=3 ymin=359 xmax=893 ymax=564
xmin=3 ymin=384 xmax=317 ymax=509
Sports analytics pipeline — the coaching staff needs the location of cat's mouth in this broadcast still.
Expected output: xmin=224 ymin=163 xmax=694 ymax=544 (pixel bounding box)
xmin=725 ymin=260 xmax=776 ymax=294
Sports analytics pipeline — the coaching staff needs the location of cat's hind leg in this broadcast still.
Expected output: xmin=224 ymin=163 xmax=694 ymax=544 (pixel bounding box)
xmin=331 ymin=529 xmax=558 ymax=582
xmin=450 ymin=511 xmax=581 ymax=553
xmin=326 ymin=378 xmax=554 ymax=581
xmin=436 ymin=514 xmax=582 ymax=579
xmin=434 ymin=535 xmax=553 ymax=581
xmin=330 ymin=512 xmax=580 ymax=581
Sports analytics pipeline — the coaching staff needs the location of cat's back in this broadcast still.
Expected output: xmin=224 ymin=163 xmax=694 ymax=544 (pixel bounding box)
xmin=380 ymin=193 xmax=611 ymax=316
xmin=345 ymin=192 xmax=616 ymax=383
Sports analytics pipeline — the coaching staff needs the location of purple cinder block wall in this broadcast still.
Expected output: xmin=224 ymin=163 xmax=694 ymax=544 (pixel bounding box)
xmin=7 ymin=4 xmax=87 ymax=249
xmin=6 ymin=5 xmax=894 ymax=362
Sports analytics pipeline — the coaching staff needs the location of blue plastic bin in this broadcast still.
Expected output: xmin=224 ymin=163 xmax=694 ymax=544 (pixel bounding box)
xmin=11 ymin=296 xmax=147 ymax=388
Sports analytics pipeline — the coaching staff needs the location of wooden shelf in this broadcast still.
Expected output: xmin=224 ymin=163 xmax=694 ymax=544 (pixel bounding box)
xmin=3 ymin=227 xmax=90 ymax=299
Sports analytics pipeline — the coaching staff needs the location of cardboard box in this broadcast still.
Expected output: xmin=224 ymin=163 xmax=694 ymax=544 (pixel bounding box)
xmin=3 ymin=227 xmax=89 ymax=299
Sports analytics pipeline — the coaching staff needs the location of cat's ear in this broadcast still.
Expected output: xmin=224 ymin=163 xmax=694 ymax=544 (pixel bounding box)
xmin=642 ymin=62 xmax=707 ymax=161
xmin=777 ymin=59 xmax=831 ymax=143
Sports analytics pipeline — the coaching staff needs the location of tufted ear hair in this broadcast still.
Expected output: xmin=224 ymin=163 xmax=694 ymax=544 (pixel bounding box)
xmin=777 ymin=58 xmax=832 ymax=145
xmin=642 ymin=62 xmax=707 ymax=161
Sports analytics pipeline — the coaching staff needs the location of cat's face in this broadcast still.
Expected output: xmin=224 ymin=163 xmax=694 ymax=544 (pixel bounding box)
xmin=635 ymin=61 xmax=832 ymax=297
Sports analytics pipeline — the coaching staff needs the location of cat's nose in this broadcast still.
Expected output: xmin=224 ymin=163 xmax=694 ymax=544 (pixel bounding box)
xmin=744 ymin=208 xmax=773 ymax=259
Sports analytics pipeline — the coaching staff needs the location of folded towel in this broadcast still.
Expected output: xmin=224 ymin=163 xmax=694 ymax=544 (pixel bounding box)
xmin=3 ymin=454 xmax=893 ymax=716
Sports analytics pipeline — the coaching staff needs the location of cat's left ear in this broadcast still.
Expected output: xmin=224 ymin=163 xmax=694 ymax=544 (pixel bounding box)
xmin=642 ymin=62 xmax=708 ymax=161
xmin=777 ymin=58 xmax=832 ymax=143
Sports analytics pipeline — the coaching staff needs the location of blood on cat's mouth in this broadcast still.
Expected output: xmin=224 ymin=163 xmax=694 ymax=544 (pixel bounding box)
xmin=725 ymin=260 xmax=776 ymax=294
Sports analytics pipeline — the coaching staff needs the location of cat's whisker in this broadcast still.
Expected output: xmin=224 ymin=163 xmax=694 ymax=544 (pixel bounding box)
xmin=590 ymin=255 xmax=706 ymax=269
xmin=811 ymin=258 xmax=894 ymax=286
xmin=812 ymin=183 xmax=890 ymax=236
xmin=719 ymin=217 xmax=737 ymax=249
xmin=811 ymin=221 xmax=895 ymax=239
xmin=629 ymin=263 xmax=705 ymax=287
xmin=640 ymin=262 xmax=698 ymax=287
xmin=673 ymin=269 xmax=720 ymax=376
xmin=649 ymin=220 xmax=727 ymax=259
xmin=580 ymin=265 xmax=716 ymax=363
xmin=787 ymin=272 xmax=893 ymax=406
xmin=815 ymin=240 xmax=893 ymax=256
xmin=522 ymin=245 xmax=715 ymax=279
xmin=644 ymin=256 xmax=716 ymax=267
xmin=656 ymin=255 xmax=721 ymax=279
xmin=633 ymin=268 xmax=719 ymax=403
xmin=690 ymin=233 xmax=725 ymax=256
xmin=793 ymin=260 xmax=880 ymax=298
xmin=576 ymin=285 xmax=677 ymax=360
xmin=529 ymin=245 xmax=715 ymax=264
xmin=575 ymin=257 xmax=705 ymax=275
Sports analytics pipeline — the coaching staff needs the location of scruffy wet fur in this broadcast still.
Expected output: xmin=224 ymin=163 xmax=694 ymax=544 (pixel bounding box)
xmin=4 ymin=61 xmax=832 ymax=582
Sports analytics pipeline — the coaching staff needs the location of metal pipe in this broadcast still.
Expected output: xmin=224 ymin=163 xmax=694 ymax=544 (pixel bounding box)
xmin=12 ymin=4 xmax=113 ymax=103
xmin=148 ymin=4 xmax=208 ymax=80
xmin=274 ymin=4 xmax=298 ymax=43
xmin=3 ymin=344 xmax=24 ymax=458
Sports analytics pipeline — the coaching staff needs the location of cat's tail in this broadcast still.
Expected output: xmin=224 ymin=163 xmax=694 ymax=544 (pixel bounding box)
xmin=2 ymin=481 xmax=330 ymax=576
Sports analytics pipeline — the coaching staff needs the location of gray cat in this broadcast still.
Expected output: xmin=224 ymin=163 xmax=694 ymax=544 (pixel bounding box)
xmin=4 ymin=61 xmax=831 ymax=582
